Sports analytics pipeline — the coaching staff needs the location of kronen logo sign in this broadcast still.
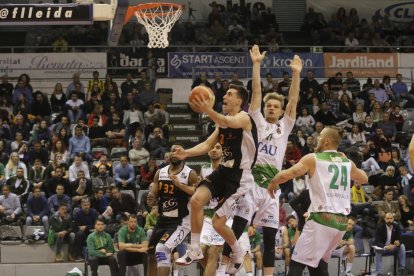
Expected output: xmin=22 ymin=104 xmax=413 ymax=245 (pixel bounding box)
xmin=323 ymin=53 xmax=398 ymax=77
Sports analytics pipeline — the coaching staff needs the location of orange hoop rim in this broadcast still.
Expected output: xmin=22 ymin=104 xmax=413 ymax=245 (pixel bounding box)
xmin=124 ymin=2 xmax=183 ymax=24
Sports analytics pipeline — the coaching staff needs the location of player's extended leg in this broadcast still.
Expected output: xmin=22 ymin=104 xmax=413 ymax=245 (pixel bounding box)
xmin=217 ymin=215 xmax=249 ymax=274
xmin=204 ymin=245 xmax=222 ymax=276
xmin=147 ymin=254 xmax=157 ymax=276
xmin=176 ymin=186 xmax=211 ymax=265
xmin=155 ymin=243 xmax=173 ymax=276
xmin=262 ymin=226 xmax=277 ymax=276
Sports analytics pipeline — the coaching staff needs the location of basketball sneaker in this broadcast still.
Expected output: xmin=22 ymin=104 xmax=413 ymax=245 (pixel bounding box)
xmin=225 ymin=250 xmax=248 ymax=274
xmin=175 ymin=246 xmax=204 ymax=266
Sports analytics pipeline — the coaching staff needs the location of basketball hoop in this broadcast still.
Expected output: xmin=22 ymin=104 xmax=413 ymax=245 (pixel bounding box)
xmin=124 ymin=2 xmax=183 ymax=48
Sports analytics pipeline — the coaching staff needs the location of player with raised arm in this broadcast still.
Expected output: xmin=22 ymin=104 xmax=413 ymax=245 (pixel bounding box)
xmin=267 ymin=126 xmax=368 ymax=276
xmin=221 ymin=45 xmax=302 ymax=276
xmin=145 ymin=144 xmax=198 ymax=276
xmin=174 ymin=84 xmax=258 ymax=271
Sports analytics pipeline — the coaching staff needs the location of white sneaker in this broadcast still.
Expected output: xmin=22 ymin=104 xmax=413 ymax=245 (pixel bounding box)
xmin=225 ymin=250 xmax=248 ymax=274
xmin=175 ymin=247 xmax=204 ymax=266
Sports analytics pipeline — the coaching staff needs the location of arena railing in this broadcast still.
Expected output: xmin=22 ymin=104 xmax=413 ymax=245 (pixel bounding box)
xmin=0 ymin=44 xmax=413 ymax=53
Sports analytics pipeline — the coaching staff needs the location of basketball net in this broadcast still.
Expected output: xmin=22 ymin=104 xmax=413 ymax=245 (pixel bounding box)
xmin=133 ymin=3 xmax=182 ymax=48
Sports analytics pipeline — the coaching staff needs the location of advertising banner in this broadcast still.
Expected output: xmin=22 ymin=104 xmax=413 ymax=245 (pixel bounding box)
xmin=168 ymin=52 xmax=248 ymax=78
xmin=107 ymin=49 xmax=168 ymax=77
xmin=307 ymin=0 xmax=414 ymax=24
xmin=247 ymin=52 xmax=324 ymax=78
xmin=0 ymin=53 xmax=106 ymax=79
xmin=323 ymin=53 xmax=398 ymax=78
xmin=398 ymin=53 xmax=414 ymax=81
xmin=0 ymin=4 xmax=93 ymax=25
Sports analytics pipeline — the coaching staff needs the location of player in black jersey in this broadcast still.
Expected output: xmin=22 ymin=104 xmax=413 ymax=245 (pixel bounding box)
xmin=146 ymin=144 xmax=198 ymax=276
xmin=175 ymin=85 xmax=258 ymax=273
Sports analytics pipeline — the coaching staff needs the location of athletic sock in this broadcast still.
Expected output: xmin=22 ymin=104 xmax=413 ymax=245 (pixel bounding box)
xmin=216 ymin=263 xmax=227 ymax=276
xmin=257 ymin=269 xmax=263 ymax=276
xmin=173 ymin=269 xmax=179 ymax=276
xmin=346 ymin=262 xmax=353 ymax=273
xmin=229 ymin=241 xmax=241 ymax=255
xmin=190 ymin=233 xmax=201 ymax=251
xmin=246 ymin=273 xmax=253 ymax=276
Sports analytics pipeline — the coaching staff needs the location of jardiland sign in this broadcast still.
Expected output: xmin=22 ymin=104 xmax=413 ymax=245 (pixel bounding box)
xmin=0 ymin=3 xmax=93 ymax=25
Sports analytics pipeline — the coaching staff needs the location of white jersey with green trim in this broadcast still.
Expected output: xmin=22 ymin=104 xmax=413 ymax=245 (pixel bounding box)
xmin=308 ymin=151 xmax=352 ymax=215
xmin=248 ymin=109 xmax=295 ymax=188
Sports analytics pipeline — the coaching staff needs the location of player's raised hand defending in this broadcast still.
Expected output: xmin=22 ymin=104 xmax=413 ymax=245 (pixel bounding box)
xmin=250 ymin=44 xmax=266 ymax=64
xmin=172 ymin=146 xmax=188 ymax=161
xmin=290 ymin=55 xmax=303 ymax=74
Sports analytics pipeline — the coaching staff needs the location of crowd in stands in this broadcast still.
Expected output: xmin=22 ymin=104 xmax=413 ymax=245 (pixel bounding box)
xmin=0 ymin=69 xmax=168 ymax=248
xmin=0 ymin=64 xmax=413 ymax=274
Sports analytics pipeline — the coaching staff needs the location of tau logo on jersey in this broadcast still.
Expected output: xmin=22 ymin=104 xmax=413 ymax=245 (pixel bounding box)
xmin=258 ymin=141 xmax=277 ymax=156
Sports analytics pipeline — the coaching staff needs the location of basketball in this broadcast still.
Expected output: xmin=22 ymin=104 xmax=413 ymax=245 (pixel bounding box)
xmin=188 ymin=85 xmax=215 ymax=113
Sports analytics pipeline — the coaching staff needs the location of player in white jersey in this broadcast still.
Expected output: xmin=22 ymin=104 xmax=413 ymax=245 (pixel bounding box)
xmin=267 ymin=126 xmax=368 ymax=276
xmin=222 ymin=45 xmax=302 ymax=276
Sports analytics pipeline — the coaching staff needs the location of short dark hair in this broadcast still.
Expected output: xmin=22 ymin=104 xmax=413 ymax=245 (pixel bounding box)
xmin=384 ymin=188 xmax=394 ymax=195
xmin=229 ymin=84 xmax=248 ymax=108
xmin=110 ymin=185 xmax=119 ymax=192
xmin=128 ymin=214 xmax=137 ymax=220
xmin=287 ymin=215 xmax=296 ymax=222
xmin=95 ymin=216 xmax=105 ymax=224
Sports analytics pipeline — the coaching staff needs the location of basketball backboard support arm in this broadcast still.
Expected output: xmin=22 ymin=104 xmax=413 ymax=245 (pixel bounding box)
xmin=107 ymin=0 xmax=129 ymax=46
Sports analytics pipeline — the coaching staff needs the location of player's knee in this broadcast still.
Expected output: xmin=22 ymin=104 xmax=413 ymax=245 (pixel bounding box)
xmin=190 ymin=191 xmax=208 ymax=210
xmin=207 ymin=246 xmax=221 ymax=261
xmin=155 ymin=243 xmax=171 ymax=268
xmin=212 ymin=215 xmax=226 ymax=232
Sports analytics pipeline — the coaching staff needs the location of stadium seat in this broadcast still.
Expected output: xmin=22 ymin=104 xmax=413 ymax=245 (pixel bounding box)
xmin=362 ymin=185 xmax=375 ymax=195
xmin=111 ymin=147 xmax=127 ymax=160
xmin=120 ymin=189 xmax=135 ymax=200
xmin=282 ymin=202 xmax=294 ymax=216
xmin=0 ymin=225 xmax=23 ymax=245
xmin=24 ymin=226 xmax=46 ymax=244
xmin=91 ymin=147 xmax=108 ymax=160
xmin=137 ymin=189 xmax=149 ymax=206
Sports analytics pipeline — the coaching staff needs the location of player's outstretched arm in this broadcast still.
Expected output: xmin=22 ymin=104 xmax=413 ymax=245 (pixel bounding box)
xmin=284 ymin=55 xmax=302 ymax=119
xmin=350 ymin=160 xmax=368 ymax=184
xmin=410 ymin=135 xmax=414 ymax=170
xmin=206 ymin=108 xmax=251 ymax=130
xmin=267 ymin=154 xmax=314 ymax=198
xmin=174 ymin=128 xmax=219 ymax=160
xmin=190 ymin=96 xmax=251 ymax=130
xmin=249 ymin=45 xmax=266 ymax=112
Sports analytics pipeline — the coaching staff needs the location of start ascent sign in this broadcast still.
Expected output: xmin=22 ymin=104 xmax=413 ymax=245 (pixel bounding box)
xmin=0 ymin=4 xmax=93 ymax=25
